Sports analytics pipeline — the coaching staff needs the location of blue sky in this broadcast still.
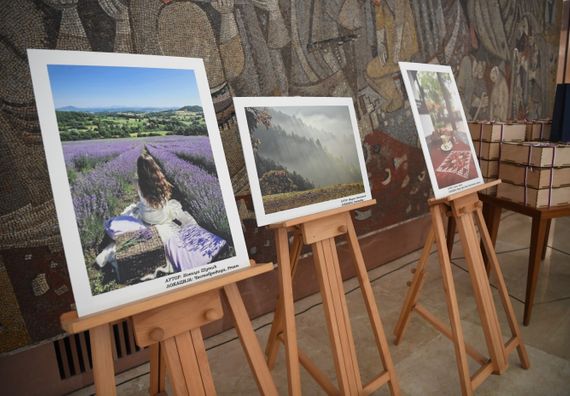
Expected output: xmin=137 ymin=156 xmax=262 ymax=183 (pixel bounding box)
xmin=47 ymin=65 xmax=202 ymax=108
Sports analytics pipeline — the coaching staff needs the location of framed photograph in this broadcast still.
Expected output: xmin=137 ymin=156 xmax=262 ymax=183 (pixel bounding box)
xmin=234 ymin=97 xmax=371 ymax=226
xmin=399 ymin=62 xmax=483 ymax=199
xmin=28 ymin=49 xmax=248 ymax=316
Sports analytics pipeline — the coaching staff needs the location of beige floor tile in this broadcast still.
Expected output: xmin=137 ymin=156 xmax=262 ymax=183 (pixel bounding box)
xmin=452 ymin=249 xmax=570 ymax=305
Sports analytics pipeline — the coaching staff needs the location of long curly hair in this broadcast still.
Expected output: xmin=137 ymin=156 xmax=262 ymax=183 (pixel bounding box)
xmin=137 ymin=153 xmax=172 ymax=208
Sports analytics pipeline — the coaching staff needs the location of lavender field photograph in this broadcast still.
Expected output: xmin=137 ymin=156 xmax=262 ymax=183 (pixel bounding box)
xmin=235 ymin=97 xmax=371 ymax=226
xmin=29 ymin=51 xmax=248 ymax=315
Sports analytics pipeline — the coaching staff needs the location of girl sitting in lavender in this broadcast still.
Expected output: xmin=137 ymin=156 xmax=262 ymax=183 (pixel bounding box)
xmin=96 ymin=152 xmax=226 ymax=281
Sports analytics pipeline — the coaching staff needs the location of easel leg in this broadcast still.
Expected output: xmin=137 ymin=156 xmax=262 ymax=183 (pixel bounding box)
xmin=312 ymin=238 xmax=362 ymax=394
xmin=160 ymin=338 xmax=188 ymax=396
xmin=345 ymin=214 xmax=401 ymax=395
xmin=149 ymin=343 xmax=167 ymax=396
xmin=431 ymin=205 xmax=473 ymax=396
xmin=224 ymin=283 xmax=279 ymax=395
xmin=189 ymin=329 xmax=217 ymax=395
xmin=446 ymin=216 xmax=456 ymax=255
xmin=161 ymin=330 xmax=216 ymax=396
xmin=274 ymin=227 xmax=302 ymax=395
xmin=393 ymin=227 xmax=434 ymax=345
xmin=482 ymin=203 xmax=502 ymax=274
xmin=265 ymin=231 xmax=303 ymax=368
xmin=482 ymin=203 xmax=501 ymax=245
xmin=476 ymin=209 xmax=530 ymax=369
xmin=454 ymin=199 xmax=508 ymax=373
xmin=90 ymin=324 xmax=117 ymax=396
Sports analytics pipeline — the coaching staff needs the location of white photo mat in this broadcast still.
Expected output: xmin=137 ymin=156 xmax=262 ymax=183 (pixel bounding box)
xmin=399 ymin=62 xmax=483 ymax=199
xmin=28 ymin=49 xmax=249 ymax=316
xmin=234 ymin=96 xmax=371 ymax=226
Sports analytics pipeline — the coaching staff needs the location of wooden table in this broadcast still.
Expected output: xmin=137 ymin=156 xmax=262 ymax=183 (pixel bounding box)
xmin=476 ymin=194 xmax=570 ymax=326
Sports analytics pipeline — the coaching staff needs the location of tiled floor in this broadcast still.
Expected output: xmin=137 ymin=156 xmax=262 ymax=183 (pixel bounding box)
xmin=71 ymin=213 xmax=570 ymax=395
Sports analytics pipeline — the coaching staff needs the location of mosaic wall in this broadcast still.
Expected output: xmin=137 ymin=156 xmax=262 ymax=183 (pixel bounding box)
xmin=0 ymin=0 xmax=561 ymax=352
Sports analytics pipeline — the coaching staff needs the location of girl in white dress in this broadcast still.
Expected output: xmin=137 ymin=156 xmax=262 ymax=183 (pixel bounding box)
xmin=96 ymin=152 xmax=225 ymax=281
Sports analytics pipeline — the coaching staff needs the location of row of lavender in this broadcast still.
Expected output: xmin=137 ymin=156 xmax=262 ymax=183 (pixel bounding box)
xmin=72 ymin=144 xmax=141 ymax=249
xmin=63 ymin=140 xmax=137 ymax=170
xmin=62 ymin=136 xmax=223 ymax=255
xmin=146 ymin=141 xmax=230 ymax=242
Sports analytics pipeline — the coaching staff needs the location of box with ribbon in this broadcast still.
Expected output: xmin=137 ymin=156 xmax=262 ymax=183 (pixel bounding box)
xmin=497 ymin=142 xmax=570 ymax=207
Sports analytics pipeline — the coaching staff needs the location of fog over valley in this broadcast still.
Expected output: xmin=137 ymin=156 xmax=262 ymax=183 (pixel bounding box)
xmin=251 ymin=106 xmax=363 ymax=188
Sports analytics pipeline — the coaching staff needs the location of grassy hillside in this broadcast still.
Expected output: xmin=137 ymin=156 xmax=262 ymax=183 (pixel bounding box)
xmin=55 ymin=107 xmax=206 ymax=141
xmin=262 ymin=183 xmax=365 ymax=214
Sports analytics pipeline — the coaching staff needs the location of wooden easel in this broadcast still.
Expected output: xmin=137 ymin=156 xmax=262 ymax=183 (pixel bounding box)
xmin=264 ymin=200 xmax=400 ymax=395
xmin=393 ymin=180 xmax=530 ymax=395
xmin=60 ymin=262 xmax=278 ymax=396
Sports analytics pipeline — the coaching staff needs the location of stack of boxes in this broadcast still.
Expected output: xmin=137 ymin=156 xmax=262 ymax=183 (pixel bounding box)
xmin=468 ymin=118 xmax=570 ymax=208
xmin=498 ymin=142 xmax=570 ymax=207
xmin=525 ymin=119 xmax=552 ymax=141
xmin=468 ymin=121 xmax=527 ymax=195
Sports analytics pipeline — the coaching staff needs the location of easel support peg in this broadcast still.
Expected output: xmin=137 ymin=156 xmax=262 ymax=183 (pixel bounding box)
xmin=150 ymin=328 xmax=165 ymax=342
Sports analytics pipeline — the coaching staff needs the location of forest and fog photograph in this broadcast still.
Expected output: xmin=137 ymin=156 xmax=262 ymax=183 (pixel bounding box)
xmin=29 ymin=51 xmax=247 ymax=315
xmin=235 ymin=97 xmax=370 ymax=225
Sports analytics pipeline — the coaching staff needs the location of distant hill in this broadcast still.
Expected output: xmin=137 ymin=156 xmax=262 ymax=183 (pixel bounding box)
xmin=57 ymin=106 xmax=83 ymax=112
xmin=56 ymin=106 xmax=179 ymax=113
xmin=177 ymin=105 xmax=203 ymax=112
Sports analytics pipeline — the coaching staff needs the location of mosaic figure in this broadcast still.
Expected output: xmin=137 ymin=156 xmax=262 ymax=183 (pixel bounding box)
xmin=457 ymin=55 xmax=489 ymax=120
xmin=366 ymin=0 xmax=418 ymax=112
xmin=489 ymin=66 xmax=509 ymax=121
xmin=44 ymin=0 xmax=91 ymax=50
xmin=98 ymin=0 xmax=133 ymax=53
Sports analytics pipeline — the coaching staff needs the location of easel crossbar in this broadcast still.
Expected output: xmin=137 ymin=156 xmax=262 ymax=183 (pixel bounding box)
xmin=61 ymin=264 xmax=278 ymax=396
xmin=362 ymin=372 xmax=392 ymax=396
xmin=61 ymin=262 xmax=270 ymax=334
xmin=276 ymin=333 xmax=393 ymax=396
xmin=414 ymin=304 xmax=487 ymax=365
xmin=277 ymin=334 xmax=339 ymax=395
xmin=413 ymin=303 xmax=523 ymax=392
xmin=470 ymin=362 xmax=495 ymax=391
xmin=505 ymin=337 xmax=521 ymax=355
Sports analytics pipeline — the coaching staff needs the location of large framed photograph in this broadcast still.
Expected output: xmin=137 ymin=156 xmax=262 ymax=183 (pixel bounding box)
xmin=28 ymin=50 xmax=248 ymax=316
xmin=399 ymin=62 xmax=483 ymax=199
xmin=234 ymin=97 xmax=371 ymax=226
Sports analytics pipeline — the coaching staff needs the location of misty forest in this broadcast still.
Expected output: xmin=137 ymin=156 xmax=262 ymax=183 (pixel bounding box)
xmin=247 ymin=107 xmax=365 ymax=213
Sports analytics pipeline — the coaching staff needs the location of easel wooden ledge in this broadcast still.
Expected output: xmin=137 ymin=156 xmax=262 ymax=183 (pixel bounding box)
xmin=61 ymin=261 xmax=278 ymax=396
xmin=264 ymin=200 xmax=400 ymax=396
xmin=393 ymin=180 xmax=530 ymax=396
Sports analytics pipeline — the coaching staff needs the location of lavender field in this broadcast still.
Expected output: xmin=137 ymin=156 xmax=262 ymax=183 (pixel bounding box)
xmin=62 ymin=135 xmax=231 ymax=293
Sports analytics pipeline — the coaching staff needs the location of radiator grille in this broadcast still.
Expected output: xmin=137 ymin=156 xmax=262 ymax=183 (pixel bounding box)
xmin=53 ymin=319 xmax=142 ymax=380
